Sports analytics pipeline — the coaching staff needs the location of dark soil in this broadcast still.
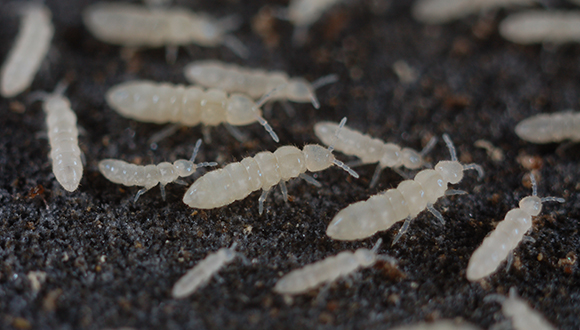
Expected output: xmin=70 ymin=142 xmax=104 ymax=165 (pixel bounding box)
xmin=1 ymin=0 xmax=579 ymax=329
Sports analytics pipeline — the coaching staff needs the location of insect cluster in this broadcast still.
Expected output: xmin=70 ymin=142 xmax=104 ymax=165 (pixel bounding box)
xmin=1 ymin=0 xmax=577 ymax=328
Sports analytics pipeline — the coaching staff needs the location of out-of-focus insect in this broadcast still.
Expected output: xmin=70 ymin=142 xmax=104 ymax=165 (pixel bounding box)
xmin=276 ymin=0 xmax=344 ymax=45
xmin=326 ymin=134 xmax=483 ymax=244
xmin=466 ymin=173 xmax=564 ymax=281
xmin=105 ymin=80 xmax=281 ymax=142
xmin=274 ymin=239 xmax=395 ymax=295
xmin=82 ymin=2 xmax=248 ymax=61
xmin=183 ymin=118 xmax=359 ymax=215
xmin=1 ymin=4 xmax=54 ymax=97
xmin=184 ymin=60 xmax=338 ymax=110
xmin=172 ymin=243 xmax=241 ymax=299
xmin=314 ymin=121 xmax=437 ymax=187
xmin=412 ymin=0 xmax=537 ymax=24
xmin=515 ymin=111 xmax=580 ymax=144
xmin=485 ymin=288 xmax=557 ymax=330
xmin=99 ymin=139 xmax=216 ymax=202
xmin=500 ymin=10 xmax=580 ymax=45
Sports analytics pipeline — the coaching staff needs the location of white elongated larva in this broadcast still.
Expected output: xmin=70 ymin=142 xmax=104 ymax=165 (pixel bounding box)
xmin=314 ymin=121 xmax=437 ymax=187
xmin=40 ymin=84 xmax=83 ymax=192
xmin=99 ymin=139 xmax=216 ymax=202
xmin=500 ymin=10 xmax=580 ymax=45
xmin=326 ymin=134 xmax=484 ymax=243
xmin=389 ymin=320 xmax=482 ymax=330
xmin=82 ymin=2 xmax=248 ymax=58
xmin=184 ymin=60 xmax=338 ymax=109
xmin=274 ymin=239 xmax=391 ymax=295
xmin=515 ymin=111 xmax=580 ymax=144
xmin=486 ymin=288 xmax=557 ymax=330
xmin=466 ymin=174 xmax=564 ymax=281
xmin=1 ymin=4 xmax=54 ymax=97
xmin=285 ymin=0 xmax=344 ymax=44
xmin=412 ymin=0 xmax=537 ymax=24
xmin=183 ymin=118 xmax=359 ymax=214
xmin=172 ymin=243 xmax=240 ymax=299
xmin=105 ymin=80 xmax=280 ymax=142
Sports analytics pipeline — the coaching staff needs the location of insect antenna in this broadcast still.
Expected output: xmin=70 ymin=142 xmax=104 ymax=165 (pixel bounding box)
xmin=252 ymin=85 xmax=287 ymax=143
xmin=328 ymin=117 xmax=359 ymax=178
xmin=442 ymin=133 xmax=457 ymax=161
xmin=527 ymin=172 xmax=564 ymax=203
xmin=190 ymin=138 xmax=218 ymax=168
xmin=371 ymin=238 xmax=383 ymax=254
xmin=307 ymin=74 xmax=339 ymax=109
xmin=420 ymin=136 xmax=438 ymax=157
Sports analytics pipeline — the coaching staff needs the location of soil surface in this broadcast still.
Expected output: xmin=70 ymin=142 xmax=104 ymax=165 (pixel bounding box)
xmin=1 ymin=0 xmax=579 ymax=329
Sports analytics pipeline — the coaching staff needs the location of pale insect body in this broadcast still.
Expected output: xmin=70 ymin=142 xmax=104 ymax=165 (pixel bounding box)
xmin=1 ymin=4 xmax=54 ymax=97
xmin=412 ymin=0 xmax=537 ymax=24
xmin=389 ymin=320 xmax=482 ymax=330
xmin=314 ymin=121 xmax=437 ymax=187
xmin=326 ymin=134 xmax=484 ymax=244
xmin=40 ymin=85 xmax=83 ymax=192
xmin=274 ymin=239 xmax=390 ymax=295
xmin=515 ymin=111 xmax=580 ymax=144
xmin=183 ymin=118 xmax=359 ymax=214
xmin=172 ymin=243 xmax=240 ymax=299
xmin=466 ymin=174 xmax=564 ymax=281
xmin=184 ymin=60 xmax=338 ymax=109
xmin=285 ymin=0 xmax=344 ymax=44
xmin=99 ymin=139 xmax=216 ymax=202
xmin=486 ymin=288 xmax=557 ymax=330
xmin=500 ymin=10 xmax=580 ymax=45
xmin=82 ymin=2 xmax=248 ymax=58
xmin=105 ymin=80 xmax=279 ymax=142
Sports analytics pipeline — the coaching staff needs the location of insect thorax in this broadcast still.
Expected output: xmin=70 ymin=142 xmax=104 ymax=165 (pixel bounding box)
xmin=226 ymin=94 xmax=259 ymax=125
xmin=434 ymin=161 xmax=464 ymax=184
xmin=303 ymin=145 xmax=334 ymax=172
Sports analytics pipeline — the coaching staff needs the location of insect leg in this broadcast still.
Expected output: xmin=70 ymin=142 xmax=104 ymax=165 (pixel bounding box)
xmin=392 ymin=167 xmax=410 ymax=180
xmin=134 ymin=187 xmax=152 ymax=202
xmin=505 ymin=252 xmax=514 ymax=272
xmin=258 ymin=189 xmax=270 ymax=215
xmin=224 ymin=123 xmax=248 ymax=142
xmin=165 ymin=45 xmax=178 ymax=64
xmin=445 ymin=189 xmax=467 ymax=196
xmin=280 ymin=181 xmax=289 ymax=202
xmin=427 ymin=203 xmax=445 ymax=225
xmin=222 ymin=35 xmax=249 ymax=59
xmin=392 ymin=216 xmax=412 ymax=246
xmin=369 ymin=164 xmax=384 ymax=188
xmin=159 ymin=184 xmax=167 ymax=201
xmin=147 ymin=124 xmax=180 ymax=145
xmin=174 ymin=179 xmax=188 ymax=185
xmin=281 ymin=101 xmax=296 ymax=117
xmin=299 ymin=173 xmax=321 ymax=187
xmin=202 ymin=126 xmax=212 ymax=144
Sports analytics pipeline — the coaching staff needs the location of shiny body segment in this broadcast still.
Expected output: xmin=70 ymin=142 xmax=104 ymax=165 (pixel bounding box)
xmin=326 ymin=134 xmax=484 ymax=243
xmin=1 ymin=4 xmax=54 ymax=97
xmin=274 ymin=240 xmax=387 ymax=295
xmin=105 ymin=80 xmax=279 ymax=142
xmin=500 ymin=10 xmax=580 ymax=45
xmin=184 ymin=60 xmax=337 ymax=109
xmin=515 ymin=111 xmax=580 ymax=144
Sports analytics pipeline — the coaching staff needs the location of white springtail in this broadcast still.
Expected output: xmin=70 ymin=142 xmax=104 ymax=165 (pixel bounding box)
xmin=388 ymin=320 xmax=482 ymax=330
xmin=83 ymin=2 xmax=248 ymax=59
xmin=172 ymin=243 xmax=241 ymax=299
xmin=183 ymin=118 xmax=359 ymax=215
xmin=326 ymin=134 xmax=483 ymax=244
xmin=515 ymin=111 xmax=580 ymax=144
xmin=485 ymin=288 xmax=557 ymax=330
xmin=184 ymin=60 xmax=338 ymax=109
xmin=274 ymin=239 xmax=393 ymax=295
xmin=314 ymin=121 xmax=436 ymax=187
xmin=466 ymin=173 xmax=564 ymax=281
xmin=500 ymin=10 xmax=580 ymax=45
xmin=98 ymin=139 xmax=217 ymax=202
xmin=1 ymin=4 xmax=54 ymax=97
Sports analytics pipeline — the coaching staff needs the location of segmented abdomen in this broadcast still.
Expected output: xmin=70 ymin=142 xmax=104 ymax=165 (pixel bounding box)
xmin=315 ymin=122 xmax=385 ymax=164
xmin=172 ymin=250 xmax=227 ymax=298
xmin=45 ymin=98 xmax=82 ymax=192
xmin=99 ymin=160 xmax=163 ymax=189
xmin=183 ymin=146 xmax=306 ymax=209
xmin=274 ymin=251 xmax=360 ymax=294
xmin=327 ymin=169 xmax=447 ymax=240
xmin=515 ymin=111 xmax=580 ymax=143
xmin=106 ymin=81 xmax=229 ymax=126
xmin=83 ymin=2 xmax=172 ymax=47
xmin=184 ymin=61 xmax=289 ymax=99
xmin=466 ymin=208 xmax=532 ymax=281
